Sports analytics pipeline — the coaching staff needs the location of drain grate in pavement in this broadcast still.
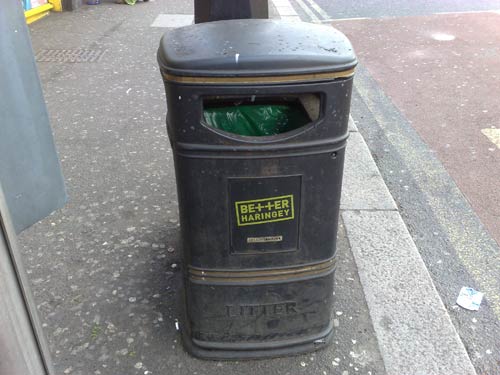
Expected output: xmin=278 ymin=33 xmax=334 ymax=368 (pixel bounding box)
xmin=35 ymin=49 xmax=107 ymax=63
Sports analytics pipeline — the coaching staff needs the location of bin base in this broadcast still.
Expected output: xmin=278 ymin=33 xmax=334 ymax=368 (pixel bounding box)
xmin=181 ymin=323 xmax=334 ymax=360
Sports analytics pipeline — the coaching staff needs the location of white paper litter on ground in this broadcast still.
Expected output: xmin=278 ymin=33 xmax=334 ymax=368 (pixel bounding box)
xmin=456 ymin=287 xmax=484 ymax=311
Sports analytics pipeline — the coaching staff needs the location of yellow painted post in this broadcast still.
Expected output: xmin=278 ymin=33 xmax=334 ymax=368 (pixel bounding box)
xmin=48 ymin=0 xmax=62 ymax=12
xmin=25 ymin=3 xmax=54 ymax=24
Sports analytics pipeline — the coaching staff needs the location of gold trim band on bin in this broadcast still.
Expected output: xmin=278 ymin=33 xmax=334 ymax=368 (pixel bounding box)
xmin=162 ymin=68 xmax=355 ymax=85
xmin=188 ymin=258 xmax=336 ymax=283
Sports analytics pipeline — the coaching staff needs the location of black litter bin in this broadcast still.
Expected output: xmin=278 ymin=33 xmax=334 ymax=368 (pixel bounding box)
xmin=157 ymin=19 xmax=356 ymax=359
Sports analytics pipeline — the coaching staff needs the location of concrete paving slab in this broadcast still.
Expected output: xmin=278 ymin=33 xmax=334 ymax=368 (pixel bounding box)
xmin=272 ymin=0 xmax=293 ymax=7
xmin=342 ymin=210 xmax=476 ymax=375
xmin=271 ymin=0 xmax=300 ymax=20
xmin=150 ymin=14 xmax=193 ymax=28
xmin=280 ymin=15 xmax=301 ymax=21
xmin=341 ymin=132 xmax=397 ymax=211
xmin=275 ymin=6 xmax=298 ymax=16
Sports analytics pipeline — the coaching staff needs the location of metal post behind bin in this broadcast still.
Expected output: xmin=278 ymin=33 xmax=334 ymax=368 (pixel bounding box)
xmin=0 ymin=185 xmax=54 ymax=375
xmin=0 ymin=0 xmax=67 ymax=234
xmin=194 ymin=0 xmax=268 ymax=23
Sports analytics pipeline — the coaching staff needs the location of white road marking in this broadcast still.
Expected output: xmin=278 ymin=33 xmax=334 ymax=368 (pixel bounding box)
xmin=481 ymin=128 xmax=500 ymax=149
xmin=274 ymin=0 xmax=370 ymax=23
xmin=150 ymin=14 xmax=193 ymax=28
xmin=271 ymin=0 xmax=301 ymax=21
xmin=294 ymin=0 xmax=320 ymax=22
xmin=272 ymin=7 xmax=500 ymax=24
xmin=302 ymin=0 xmax=330 ymax=19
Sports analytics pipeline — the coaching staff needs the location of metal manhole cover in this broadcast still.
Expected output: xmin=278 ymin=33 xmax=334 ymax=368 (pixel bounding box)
xmin=35 ymin=49 xmax=107 ymax=63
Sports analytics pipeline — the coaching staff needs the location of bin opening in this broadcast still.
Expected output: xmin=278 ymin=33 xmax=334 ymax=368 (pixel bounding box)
xmin=202 ymin=94 xmax=321 ymax=137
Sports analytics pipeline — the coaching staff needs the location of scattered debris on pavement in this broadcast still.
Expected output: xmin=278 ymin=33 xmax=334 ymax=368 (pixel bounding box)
xmin=457 ymin=287 xmax=484 ymax=311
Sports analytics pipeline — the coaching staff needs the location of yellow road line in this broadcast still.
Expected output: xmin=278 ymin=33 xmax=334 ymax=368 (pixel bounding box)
xmin=481 ymin=128 xmax=500 ymax=149
xmin=357 ymin=80 xmax=500 ymax=321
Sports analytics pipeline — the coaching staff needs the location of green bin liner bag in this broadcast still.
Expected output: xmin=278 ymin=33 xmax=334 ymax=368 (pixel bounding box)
xmin=203 ymin=104 xmax=310 ymax=136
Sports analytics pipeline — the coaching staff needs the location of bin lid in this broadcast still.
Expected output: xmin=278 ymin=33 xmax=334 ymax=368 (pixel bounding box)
xmin=158 ymin=19 xmax=357 ymax=83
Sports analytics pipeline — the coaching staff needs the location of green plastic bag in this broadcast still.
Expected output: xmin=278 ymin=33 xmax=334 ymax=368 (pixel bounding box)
xmin=203 ymin=104 xmax=310 ymax=136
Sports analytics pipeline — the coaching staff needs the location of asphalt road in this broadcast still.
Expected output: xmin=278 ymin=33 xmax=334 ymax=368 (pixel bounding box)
xmin=286 ymin=0 xmax=500 ymax=373
xmin=314 ymin=0 xmax=500 ymax=19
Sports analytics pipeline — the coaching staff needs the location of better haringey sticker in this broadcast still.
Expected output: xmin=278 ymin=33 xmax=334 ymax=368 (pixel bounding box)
xmin=235 ymin=195 xmax=294 ymax=226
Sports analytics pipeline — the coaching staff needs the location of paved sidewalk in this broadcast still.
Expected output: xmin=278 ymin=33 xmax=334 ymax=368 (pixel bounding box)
xmin=22 ymin=2 xmax=384 ymax=374
xmin=18 ymin=1 xmax=475 ymax=374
